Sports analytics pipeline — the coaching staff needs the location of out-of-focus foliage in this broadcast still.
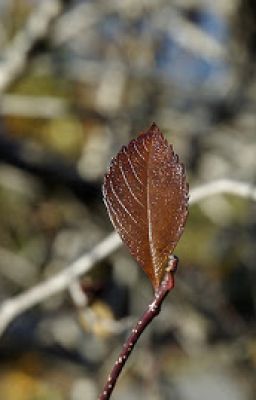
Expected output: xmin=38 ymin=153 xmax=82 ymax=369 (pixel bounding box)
xmin=0 ymin=1 xmax=255 ymax=399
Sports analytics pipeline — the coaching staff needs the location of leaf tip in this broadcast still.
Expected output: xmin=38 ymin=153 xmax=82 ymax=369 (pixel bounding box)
xmin=150 ymin=121 xmax=159 ymax=129
xmin=148 ymin=122 xmax=161 ymax=135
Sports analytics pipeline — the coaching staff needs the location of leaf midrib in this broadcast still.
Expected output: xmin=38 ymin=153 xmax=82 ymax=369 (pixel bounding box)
xmin=146 ymin=137 xmax=156 ymax=279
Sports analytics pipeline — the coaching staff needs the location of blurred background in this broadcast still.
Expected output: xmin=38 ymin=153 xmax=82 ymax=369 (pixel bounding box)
xmin=0 ymin=0 xmax=255 ymax=399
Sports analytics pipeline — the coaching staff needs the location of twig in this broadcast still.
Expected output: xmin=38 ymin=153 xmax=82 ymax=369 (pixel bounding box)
xmin=69 ymin=279 xmax=89 ymax=308
xmin=155 ymin=8 xmax=225 ymax=61
xmin=0 ymin=0 xmax=62 ymax=93
xmin=51 ymin=2 xmax=100 ymax=46
xmin=0 ymin=232 xmax=121 ymax=337
xmin=0 ymin=179 xmax=255 ymax=337
xmin=69 ymin=279 xmax=134 ymax=336
xmin=189 ymin=179 xmax=256 ymax=204
xmin=98 ymin=257 xmax=178 ymax=400
xmin=0 ymin=95 xmax=68 ymax=118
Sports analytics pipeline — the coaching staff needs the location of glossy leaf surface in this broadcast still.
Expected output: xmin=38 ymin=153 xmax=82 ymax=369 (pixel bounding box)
xmin=103 ymin=123 xmax=188 ymax=289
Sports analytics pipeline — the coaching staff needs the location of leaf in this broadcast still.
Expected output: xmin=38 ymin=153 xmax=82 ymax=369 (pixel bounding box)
xmin=103 ymin=123 xmax=189 ymax=289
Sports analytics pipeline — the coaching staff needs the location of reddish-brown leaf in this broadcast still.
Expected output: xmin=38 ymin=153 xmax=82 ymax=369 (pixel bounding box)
xmin=103 ymin=123 xmax=189 ymax=289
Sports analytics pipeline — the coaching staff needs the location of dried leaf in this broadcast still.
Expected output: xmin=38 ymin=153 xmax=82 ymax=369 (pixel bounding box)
xmin=103 ymin=123 xmax=189 ymax=289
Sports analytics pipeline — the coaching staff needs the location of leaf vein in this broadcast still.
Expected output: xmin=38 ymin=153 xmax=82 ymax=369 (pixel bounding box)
xmin=146 ymin=148 xmax=157 ymax=271
xmin=119 ymin=161 xmax=145 ymax=208
xmin=109 ymin=178 xmax=138 ymax=224
xmin=133 ymin=142 xmax=146 ymax=161
xmin=124 ymin=149 xmax=143 ymax=186
xmin=104 ymin=196 xmax=130 ymax=238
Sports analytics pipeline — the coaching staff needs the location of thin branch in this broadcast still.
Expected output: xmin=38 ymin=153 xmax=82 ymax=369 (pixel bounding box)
xmin=98 ymin=258 xmax=178 ymax=400
xmin=190 ymin=179 xmax=256 ymax=204
xmin=69 ymin=279 xmax=134 ymax=335
xmin=0 ymin=179 xmax=255 ymax=337
xmin=69 ymin=279 xmax=89 ymax=308
xmin=51 ymin=2 xmax=100 ymax=46
xmin=0 ymin=0 xmax=62 ymax=93
xmin=0 ymin=232 xmax=121 ymax=337
xmin=155 ymin=8 xmax=225 ymax=62
xmin=0 ymin=95 xmax=68 ymax=118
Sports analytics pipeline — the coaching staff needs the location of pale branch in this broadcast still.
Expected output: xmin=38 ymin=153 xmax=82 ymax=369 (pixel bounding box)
xmin=51 ymin=2 xmax=101 ymax=46
xmin=0 ymin=95 xmax=68 ymax=119
xmin=0 ymin=232 xmax=121 ymax=337
xmin=69 ymin=279 xmax=89 ymax=309
xmin=189 ymin=179 xmax=256 ymax=205
xmin=0 ymin=179 xmax=255 ymax=337
xmin=158 ymin=8 xmax=225 ymax=61
xmin=0 ymin=0 xmax=62 ymax=93
xmin=68 ymin=279 xmax=134 ymax=336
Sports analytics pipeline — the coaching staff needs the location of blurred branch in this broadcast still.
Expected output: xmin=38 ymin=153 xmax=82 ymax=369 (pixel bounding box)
xmin=51 ymin=2 xmax=101 ymax=46
xmin=190 ymin=179 xmax=256 ymax=204
xmin=0 ymin=232 xmax=121 ymax=337
xmin=69 ymin=279 xmax=133 ymax=335
xmin=0 ymin=0 xmax=62 ymax=93
xmin=0 ymin=95 xmax=68 ymax=118
xmin=155 ymin=8 xmax=225 ymax=61
xmin=0 ymin=179 xmax=255 ymax=337
xmin=69 ymin=279 xmax=89 ymax=309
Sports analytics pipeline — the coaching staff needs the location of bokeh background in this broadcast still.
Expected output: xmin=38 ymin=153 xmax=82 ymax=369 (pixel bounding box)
xmin=0 ymin=1 xmax=255 ymax=399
